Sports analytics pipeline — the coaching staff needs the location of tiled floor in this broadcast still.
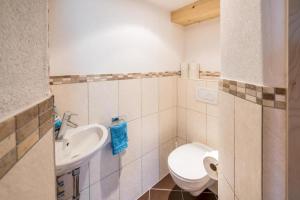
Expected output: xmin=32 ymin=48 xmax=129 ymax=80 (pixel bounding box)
xmin=138 ymin=175 xmax=218 ymax=200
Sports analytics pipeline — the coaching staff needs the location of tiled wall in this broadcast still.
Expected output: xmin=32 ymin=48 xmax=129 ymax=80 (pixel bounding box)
xmin=0 ymin=96 xmax=54 ymax=179
xmin=177 ymin=78 xmax=220 ymax=150
xmin=0 ymin=96 xmax=56 ymax=200
xmin=51 ymin=74 xmax=178 ymax=200
xmin=218 ymin=80 xmax=287 ymax=200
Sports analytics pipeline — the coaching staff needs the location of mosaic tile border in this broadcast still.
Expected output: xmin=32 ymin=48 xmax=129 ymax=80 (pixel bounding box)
xmin=219 ymin=79 xmax=286 ymax=110
xmin=199 ymin=71 xmax=221 ymax=79
xmin=50 ymin=71 xmax=180 ymax=85
xmin=0 ymin=96 xmax=54 ymax=179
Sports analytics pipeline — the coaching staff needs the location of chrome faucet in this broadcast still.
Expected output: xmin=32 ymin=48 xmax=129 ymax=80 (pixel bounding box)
xmin=56 ymin=111 xmax=78 ymax=140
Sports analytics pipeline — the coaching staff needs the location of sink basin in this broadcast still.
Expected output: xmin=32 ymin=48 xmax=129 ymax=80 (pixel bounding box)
xmin=55 ymin=124 xmax=108 ymax=175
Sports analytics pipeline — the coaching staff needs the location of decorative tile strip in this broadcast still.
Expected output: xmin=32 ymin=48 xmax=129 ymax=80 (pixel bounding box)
xmin=219 ymin=79 xmax=286 ymax=110
xmin=50 ymin=71 xmax=180 ymax=85
xmin=0 ymin=96 xmax=54 ymax=179
xmin=199 ymin=71 xmax=221 ymax=79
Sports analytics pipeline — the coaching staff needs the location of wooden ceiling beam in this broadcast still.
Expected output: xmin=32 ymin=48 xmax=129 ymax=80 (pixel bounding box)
xmin=171 ymin=0 xmax=220 ymax=26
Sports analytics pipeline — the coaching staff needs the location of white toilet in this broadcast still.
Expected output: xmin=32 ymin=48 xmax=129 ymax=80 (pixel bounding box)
xmin=168 ymin=143 xmax=217 ymax=196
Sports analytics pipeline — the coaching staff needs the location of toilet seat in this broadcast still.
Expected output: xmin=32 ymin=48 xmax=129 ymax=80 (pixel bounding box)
xmin=168 ymin=143 xmax=212 ymax=182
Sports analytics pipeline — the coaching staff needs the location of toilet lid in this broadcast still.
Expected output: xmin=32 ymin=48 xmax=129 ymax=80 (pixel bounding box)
xmin=168 ymin=143 xmax=212 ymax=181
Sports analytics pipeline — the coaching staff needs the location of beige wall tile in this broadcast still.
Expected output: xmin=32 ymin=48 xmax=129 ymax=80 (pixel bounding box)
xmin=51 ymin=83 xmax=89 ymax=125
xmin=16 ymin=117 xmax=38 ymax=144
xmin=186 ymin=110 xmax=206 ymax=144
xmin=0 ymin=148 xmax=17 ymax=179
xmin=187 ymin=80 xmax=207 ymax=113
xmin=88 ymin=81 xmax=118 ymax=127
xmin=119 ymin=79 xmax=142 ymax=121
xmin=207 ymin=115 xmax=219 ymax=150
xmin=17 ymin=130 xmax=39 ymax=159
xmin=0 ymin=117 xmax=15 ymax=142
xmin=159 ymin=108 xmax=177 ymax=145
xmin=177 ymin=78 xmax=187 ymax=108
xmin=16 ymin=106 xmax=38 ymax=129
xmin=39 ymin=118 xmax=53 ymax=138
xmin=0 ymin=133 xmax=16 ymax=159
xmin=159 ymin=77 xmax=177 ymax=111
xmin=0 ymin=130 xmax=56 ymax=200
xmin=38 ymin=96 xmax=54 ymax=115
xmin=120 ymin=119 xmax=142 ymax=167
xmin=142 ymin=113 xmax=159 ymax=155
xmin=235 ymin=97 xmax=262 ymax=200
xmin=177 ymin=107 xmax=187 ymax=140
xmin=263 ymin=107 xmax=286 ymax=200
xmin=142 ymin=78 xmax=159 ymax=116
xmin=219 ymin=91 xmax=235 ymax=189
xmin=218 ymin=173 xmax=235 ymax=200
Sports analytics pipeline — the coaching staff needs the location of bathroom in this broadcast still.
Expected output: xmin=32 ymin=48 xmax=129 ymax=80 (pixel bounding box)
xmin=0 ymin=0 xmax=299 ymax=200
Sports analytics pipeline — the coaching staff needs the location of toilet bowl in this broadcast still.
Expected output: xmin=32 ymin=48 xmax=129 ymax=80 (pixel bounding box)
xmin=168 ymin=143 xmax=217 ymax=196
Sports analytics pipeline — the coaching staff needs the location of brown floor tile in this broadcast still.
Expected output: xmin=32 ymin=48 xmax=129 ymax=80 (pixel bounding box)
xmin=138 ymin=191 xmax=150 ymax=200
xmin=152 ymin=174 xmax=182 ymax=191
xmin=182 ymin=190 xmax=218 ymax=200
xmin=150 ymin=190 xmax=183 ymax=200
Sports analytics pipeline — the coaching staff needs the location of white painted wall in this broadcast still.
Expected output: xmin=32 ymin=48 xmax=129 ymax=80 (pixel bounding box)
xmin=0 ymin=0 xmax=50 ymax=120
xmin=49 ymin=0 xmax=184 ymax=76
xmin=184 ymin=18 xmax=221 ymax=72
xmin=221 ymin=0 xmax=286 ymax=87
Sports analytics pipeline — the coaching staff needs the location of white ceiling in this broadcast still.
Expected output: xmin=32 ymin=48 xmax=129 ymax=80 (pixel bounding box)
xmin=145 ymin=0 xmax=196 ymax=11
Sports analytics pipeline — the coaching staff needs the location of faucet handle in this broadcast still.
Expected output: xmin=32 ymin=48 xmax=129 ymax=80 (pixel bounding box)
xmin=63 ymin=112 xmax=78 ymax=128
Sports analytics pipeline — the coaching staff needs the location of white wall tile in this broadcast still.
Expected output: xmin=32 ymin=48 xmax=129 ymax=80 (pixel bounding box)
xmin=176 ymin=137 xmax=187 ymax=147
xmin=88 ymin=81 xmax=118 ymax=127
xmin=219 ymin=92 xmax=235 ymax=189
xmin=159 ymin=108 xmax=177 ymax=144
xmin=142 ymin=113 xmax=159 ymax=155
xmin=177 ymin=107 xmax=187 ymax=140
xmin=142 ymin=149 xmax=159 ymax=192
xmin=159 ymin=139 xmax=176 ymax=179
xmin=206 ymin=80 xmax=219 ymax=90
xmin=120 ymin=119 xmax=142 ymax=167
xmin=186 ymin=110 xmax=206 ymax=144
xmin=119 ymin=79 xmax=141 ymax=121
xmin=89 ymin=140 xmax=120 ymax=185
xmin=159 ymin=77 xmax=177 ymax=111
xmin=79 ymin=164 xmax=90 ymax=191
xmin=235 ymin=97 xmax=262 ymax=200
xmin=207 ymin=104 xmax=219 ymax=117
xmin=187 ymin=79 xmax=206 ymax=113
xmin=263 ymin=107 xmax=286 ymax=200
xmin=79 ymin=188 xmax=89 ymax=200
xmin=207 ymin=115 xmax=219 ymax=150
xmin=90 ymin=171 xmax=120 ymax=200
xmin=51 ymin=83 xmax=88 ymax=125
xmin=177 ymin=78 xmax=187 ymax=108
xmin=120 ymin=159 xmax=142 ymax=200
xmin=142 ymin=78 xmax=158 ymax=116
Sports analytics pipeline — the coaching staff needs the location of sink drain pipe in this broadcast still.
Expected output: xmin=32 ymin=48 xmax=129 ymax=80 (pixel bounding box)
xmin=72 ymin=168 xmax=80 ymax=200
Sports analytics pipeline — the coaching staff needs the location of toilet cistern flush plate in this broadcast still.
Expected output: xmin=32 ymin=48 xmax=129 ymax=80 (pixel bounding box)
xmin=55 ymin=124 xmax=108 ymax=176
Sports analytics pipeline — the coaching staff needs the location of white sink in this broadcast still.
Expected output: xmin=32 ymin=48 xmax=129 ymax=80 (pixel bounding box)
xmin=55 ymin=124 xmax=108 ymax=175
